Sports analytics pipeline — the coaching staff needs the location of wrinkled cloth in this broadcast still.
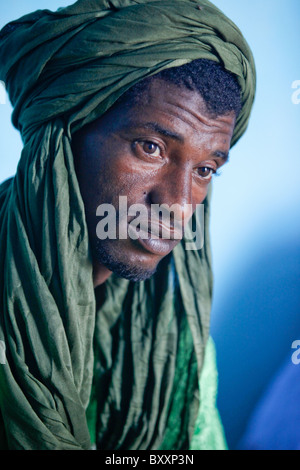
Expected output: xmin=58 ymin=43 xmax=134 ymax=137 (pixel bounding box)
xmin=0 ymin=0 xmax=256 ymax=450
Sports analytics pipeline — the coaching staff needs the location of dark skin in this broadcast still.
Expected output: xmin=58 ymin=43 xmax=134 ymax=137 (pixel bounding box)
xmin=72 ymin=79 xmax=236 ymax=287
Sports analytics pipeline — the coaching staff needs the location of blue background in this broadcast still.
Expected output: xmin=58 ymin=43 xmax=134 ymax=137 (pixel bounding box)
xmin=1 ymin=0 xmax=300 ymax=449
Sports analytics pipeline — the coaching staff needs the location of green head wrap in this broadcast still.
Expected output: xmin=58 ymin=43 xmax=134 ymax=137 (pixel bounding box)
xmin=0 ymin=0 xmax=256 ymax=450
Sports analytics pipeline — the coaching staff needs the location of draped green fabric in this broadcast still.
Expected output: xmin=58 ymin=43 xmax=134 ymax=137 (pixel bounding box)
xmin=0 ymin=0 xmax=256 ymax=450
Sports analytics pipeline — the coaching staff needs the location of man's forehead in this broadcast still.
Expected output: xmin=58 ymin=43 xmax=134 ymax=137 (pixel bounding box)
xmin=124 ymin=79 xmax=236 ymax=135
xmin=77 ymin=77 xmax=236 ymax=152
xmin=128 ymin=77 xmax=209 ymax=111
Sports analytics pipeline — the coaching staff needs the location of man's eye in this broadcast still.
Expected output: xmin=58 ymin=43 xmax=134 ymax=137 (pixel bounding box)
xmin=140 ymin=141 xmax=161 ymax=157
xmin=197 ymin=167 xmax=215 ymax=180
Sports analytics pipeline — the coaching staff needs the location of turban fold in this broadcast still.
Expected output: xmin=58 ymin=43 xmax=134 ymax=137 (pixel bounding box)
xmin=0 ymin=0 xmax=256 ymax=450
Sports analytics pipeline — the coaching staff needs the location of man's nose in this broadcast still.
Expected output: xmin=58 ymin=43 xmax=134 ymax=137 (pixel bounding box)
xmin=147 ymin=166 xmax=194 ymax=224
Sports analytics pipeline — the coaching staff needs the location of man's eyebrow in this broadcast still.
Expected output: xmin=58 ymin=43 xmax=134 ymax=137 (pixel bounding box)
xmin=124 ymin=121 xmax=185 ymax=143
xmin=211 ymin=150 xmax=230 ymax=162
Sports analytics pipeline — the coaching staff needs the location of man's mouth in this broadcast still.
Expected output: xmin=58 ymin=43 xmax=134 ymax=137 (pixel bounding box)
xmin=128 ymin=220 xmax=183 ymax=256
xmin=135 ymin=235 xmax=180 ymax=256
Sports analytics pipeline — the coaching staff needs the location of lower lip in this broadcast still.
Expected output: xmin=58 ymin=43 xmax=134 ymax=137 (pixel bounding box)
xmin=136 ymin=235 xmax=179 ymax=256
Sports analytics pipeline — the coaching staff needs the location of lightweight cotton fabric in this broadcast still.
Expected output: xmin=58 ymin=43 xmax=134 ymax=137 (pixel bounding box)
xmin=0 ymin=0 xmax=256 ymax=450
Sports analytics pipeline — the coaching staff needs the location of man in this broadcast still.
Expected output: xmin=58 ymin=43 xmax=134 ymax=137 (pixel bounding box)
xmin=0 ymin=0 xmax=256 ymax=450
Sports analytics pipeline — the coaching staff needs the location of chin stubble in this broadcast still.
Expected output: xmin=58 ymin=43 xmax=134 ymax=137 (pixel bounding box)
xmin=94 ymin=239 xmax=157 ymax=282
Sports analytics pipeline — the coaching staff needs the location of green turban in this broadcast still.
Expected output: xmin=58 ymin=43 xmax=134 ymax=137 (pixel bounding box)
xmin=0 ymin=0 xmax=256 ymax=450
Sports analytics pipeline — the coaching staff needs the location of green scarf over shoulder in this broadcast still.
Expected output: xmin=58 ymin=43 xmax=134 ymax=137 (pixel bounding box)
xmin=0 ymin=0 xmax=256 ymax=450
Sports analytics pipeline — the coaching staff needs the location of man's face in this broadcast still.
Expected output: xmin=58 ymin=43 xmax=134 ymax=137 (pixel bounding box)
xmin=72 ymin=79 xmax=236 ymax=284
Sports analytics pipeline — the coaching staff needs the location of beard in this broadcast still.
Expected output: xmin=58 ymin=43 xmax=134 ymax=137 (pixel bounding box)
xmin=94 ymin=239 xmax=158 ymax=282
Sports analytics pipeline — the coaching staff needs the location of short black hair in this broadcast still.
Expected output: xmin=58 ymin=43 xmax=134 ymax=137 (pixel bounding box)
xmin=121 ymin=58 xmax=242 ymax=118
